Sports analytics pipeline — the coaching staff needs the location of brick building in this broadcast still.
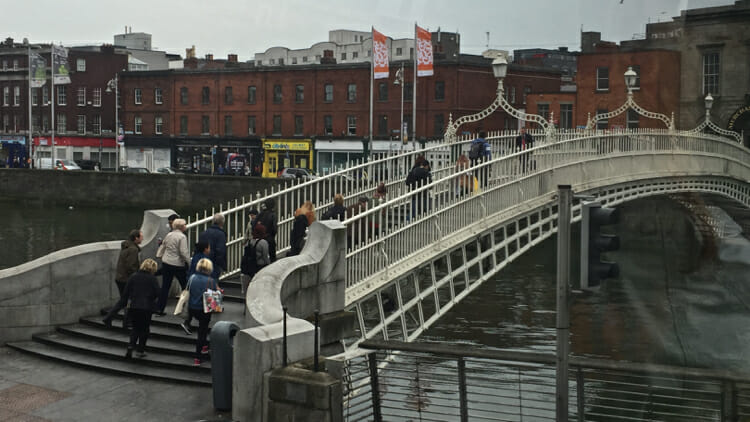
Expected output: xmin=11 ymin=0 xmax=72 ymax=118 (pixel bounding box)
xmin=120 ymin=55 xmax=561 ymax=175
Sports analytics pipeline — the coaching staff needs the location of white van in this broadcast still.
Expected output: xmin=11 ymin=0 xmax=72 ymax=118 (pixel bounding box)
xmin=36 ymin=158 xmax=82 ymax=170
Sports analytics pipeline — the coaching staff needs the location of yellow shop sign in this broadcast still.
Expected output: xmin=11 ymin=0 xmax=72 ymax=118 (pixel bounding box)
xmin=263 ymin=139 xmax=310 ymax=151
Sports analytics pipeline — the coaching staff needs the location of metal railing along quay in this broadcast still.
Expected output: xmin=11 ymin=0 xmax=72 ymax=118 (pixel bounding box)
xmin=341 ymin=339 xmax=750 ymax=422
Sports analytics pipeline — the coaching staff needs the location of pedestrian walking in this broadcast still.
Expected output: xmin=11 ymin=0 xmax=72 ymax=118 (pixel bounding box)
xmin=405 ymin=160 xmax=432 ymax=218
xmin=289 ymin=201 xmax=315 ymax=256
xmin=257 ymin=198 xmax=278 ymax=262
xmin=103 ymin=229 xmax=142 ymax=328
xmin=187 ymin=258 xmax=219 ymax=366
xmin=243 ymin=209 xmax=259 ymax=244
xmin=198 ymin=213 xmax=227 ymax=280
xmin=322 ymin=194 xmax=346 ymax=221
xmin=114 ymin=258 xmax=160 ymax=359
xmin=469 ymin=131 xmax=491 ymax=187
xmin=181 ymin=241 xmax=211 ymax=335
xmin=515 ymin=127 xmax=535 ymax=173
xmin=240 ymin=224 xmax=271 ymax=315
xmin=155 ymin=218 xmax=190 ymax=316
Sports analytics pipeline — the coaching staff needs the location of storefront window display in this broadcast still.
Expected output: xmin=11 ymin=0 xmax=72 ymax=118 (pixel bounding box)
xmin=262 ymin=139 xmax=313 ymax=178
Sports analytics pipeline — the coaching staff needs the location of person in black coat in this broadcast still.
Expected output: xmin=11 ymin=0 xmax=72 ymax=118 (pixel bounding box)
xmin=405 ymin=160 xmax=432 ymax=218
xmin=515 ymin=127 xmax=535 ymax=173
xmin=289 ymin=201 xmax=315 ymax=256
xmin=322 ymin=194 xmax=347 ymax=221
xmin=112 ymin=258 xmax=160 ymax=359
xmin=257 ymin=198 xmax=278 ymax=262
xmin=198 ymin=213 xmax=227 ymax=280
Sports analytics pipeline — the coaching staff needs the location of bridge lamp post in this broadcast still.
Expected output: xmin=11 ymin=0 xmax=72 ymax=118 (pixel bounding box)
xmin=105 ymin=75 xmax=119 ymax=171
xmin=394 ymin=64 xmax=405 ymax=149
xmin=686 ymin=93 xmax=742 ymax=142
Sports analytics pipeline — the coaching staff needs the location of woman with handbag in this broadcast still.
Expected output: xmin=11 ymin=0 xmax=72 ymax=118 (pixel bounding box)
xmin=187 ymin=258 xmax=220 ymax=366
xmin=113 ymin=258 xmax=160 ymax=359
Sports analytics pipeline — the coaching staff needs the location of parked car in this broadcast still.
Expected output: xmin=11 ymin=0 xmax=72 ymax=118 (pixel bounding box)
xmin=74 ymin=159 xmax=100 ymax=171
xmin=37 ymin=159 xmax=82 ymax=170
xmin=155 ymin=167 xmax=177 ymax=174
xmin=279 ymin=168 xmax=318 ymax=181
xmin=123 ymin=167 xmax=150 ymax=174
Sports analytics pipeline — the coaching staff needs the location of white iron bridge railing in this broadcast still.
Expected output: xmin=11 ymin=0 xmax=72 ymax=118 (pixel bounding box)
xmin=342 ymin=129 xmax=750 ymax=306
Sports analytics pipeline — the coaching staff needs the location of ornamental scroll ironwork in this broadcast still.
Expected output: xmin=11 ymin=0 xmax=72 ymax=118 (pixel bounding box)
xmin=585 ymin=93 xmax=674 ymax=130
xmin=688 ymin=116 xmax=742 ymax=143
xmin=444 ymin=80 xmax=553 ymax=143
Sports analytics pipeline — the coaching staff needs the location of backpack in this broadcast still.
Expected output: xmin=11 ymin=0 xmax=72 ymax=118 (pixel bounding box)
xmin=240 ymin=240 xmax=259 ymax=276
xmin=469 ymin=141 xmax=484 ymax=160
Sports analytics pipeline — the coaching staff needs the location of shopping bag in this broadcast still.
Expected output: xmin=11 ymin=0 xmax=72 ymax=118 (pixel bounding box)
xmin=202 ymin=289 xmax=224 ymax=313
xmin=173 ymin=289 xmax=189 ymax=317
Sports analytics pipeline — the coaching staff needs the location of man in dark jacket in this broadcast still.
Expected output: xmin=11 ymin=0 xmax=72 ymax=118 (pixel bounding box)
xmin=103 ymin=229 xmax=142 ymax=328
xmin=257 ymin=198 xmax=278 ymax=262
xmin=199 ymin=213 xmax=227 ymax=279
xmin=515 ymin=127 xmax=535 ymax=173
xmin=469 ymin=131 xmax=491 ymax=187
xmin=406 ymin=161 xmax=432 ymax=218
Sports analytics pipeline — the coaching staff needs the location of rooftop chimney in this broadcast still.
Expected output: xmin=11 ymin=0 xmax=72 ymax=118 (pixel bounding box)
xmin=205 ymin=53 xmax=213 ymax=61
xmin=228 ymin=54 xmax=238 ymax=62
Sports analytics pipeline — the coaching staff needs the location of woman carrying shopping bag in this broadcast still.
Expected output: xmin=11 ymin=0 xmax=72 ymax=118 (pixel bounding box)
xmin=187 ymin=258 xmax=221 ymax=366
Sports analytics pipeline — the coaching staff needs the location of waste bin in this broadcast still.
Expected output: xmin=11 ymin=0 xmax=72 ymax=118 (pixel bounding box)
xmin=210 ymin=320 xmax=241 ymax=411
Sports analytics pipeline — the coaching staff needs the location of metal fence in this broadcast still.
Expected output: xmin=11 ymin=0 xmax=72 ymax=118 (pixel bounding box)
xmin=341 ymin=339 xmax=750 ymax=422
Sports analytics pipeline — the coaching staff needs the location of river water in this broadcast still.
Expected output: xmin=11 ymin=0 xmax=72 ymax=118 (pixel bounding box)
xmin=2 ymin=195 xmax=749 ymax=374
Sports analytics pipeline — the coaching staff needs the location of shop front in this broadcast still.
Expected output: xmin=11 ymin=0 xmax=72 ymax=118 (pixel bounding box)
xmin=0 ymin=135 xmax=28 ymax=168
xmin=262 ymin=139 xmax=313 ymax=178
xmin=32 ymin=136 xmax=117 ymax=169
xmin=314 ymin=139 xmax=415 ymax=175
xmin=173 ymin=137 xmax=263 ymax=175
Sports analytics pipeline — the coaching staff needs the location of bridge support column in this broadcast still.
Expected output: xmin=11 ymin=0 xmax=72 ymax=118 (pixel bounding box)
xmin=556 ymin=185 xmax=572 ymax=422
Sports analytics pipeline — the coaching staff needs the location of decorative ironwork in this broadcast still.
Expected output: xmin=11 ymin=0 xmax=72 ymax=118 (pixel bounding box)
xmin=688 ymin=104 xmax=742 ymax=143
xmin=444 ymin=80 xmax=553 ymax=143
xmin=585 ymin=92 xmax=674 ymax=130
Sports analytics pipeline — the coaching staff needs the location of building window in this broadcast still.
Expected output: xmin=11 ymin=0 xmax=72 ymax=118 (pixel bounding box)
xmin=201 ymin=116 xmax=210 ymax=134
xmin=225 ymin=86 xmax=233 ymax=105
xmin=378 ymin=115 xmax=388 ymax=136
xmin=396 ymin=47 xmax=403 ymax=56
xmin=77 ymin=87 xmax=86 ymax=106
xmin=270 ymin=59 xmax=275 ymax=65
xmin=155 ymin=116 xmax=163 ymax=134
xmin=155 ymin=87 xmax=163 ymax=104
xmin=324 ymin=84 xmax=333 ymax=102
xmin=224 ymin=115 xmax=232 ymax=135
xmin=560 ymin=104 xmax=573 ymax=129
xmin=509 ymin=86 xmax=516 ymax=103
xmin=537 ymin=103 xmax=550 ymax=121
xmin=302 ymin=56 xmax=308 ymax=63
xmin=134 ymin=88 xmax=142 ymax=104
xmin=180 ymin=115 xmax=188 ymax=135
xmin=404 ymin=83 xmax=413 ymax=101
xmin=596 ymin=67 xmax=609 ymax=91
xmin=352 ymin=52 xmax=358 ymax=59
xmin=93 ymin=88 xmax=101 ymax=107
xmin=523 ymin=86 xmax=531 ymax=104
xmin=347 ymin=84 xmax=356 ymax=102
xmin=202 ymin=87 xmax=210 ymax=104
xmin=56 ymin=113 xmax=66 ymax=133
xmin=43 ymin=86 xmax=49 ymax=105
xmin=435 ymin=81 xmax=445 ymax=101
xmin=626 ymin=109 xmax=639 ymax=129
xmin=378 ymin=82 xmax=388 ymax=101
xmin=31 ymin=88 xmax=38 ymax=106
xmin=3 ymin=87 xmax=9 ymax=106
xmin=32 ymin=115 xmax=40 ymax=132
xmin=292 ymin=57 xmax=297 ymax=64
xmin=13 ymin=60 xmax=18 ymax=70
xmin=341 ymin=52 xmax=346 ymax=61
xmin=702 ymin=52 xmax=719 ymax=95
xmin=13 ymin=86 xmax=20 ymax=106
xmin=180 ymin=87 xmax=188 ymax=105
xmin=134 ymin=116 xmax=142 ymax=134
xmin=248 ymin=116 xmax=256 ymax=135
xmin=347 ymin=115 xmax=357 ymax=135
xmin=278 ymin=58 xmax=284 ymax=65
xmin=295 ymin=84 xmax=304 ymax=103
xmin=248 ymin=86 xmax=257 ymax=104
xmin=92 ymin=114 xmax=101 ymax=134
xmin=57 ymin=86 xmax=67 ymax=105
xmin=596 ymin=109 xmax=608 ymax=130
xmin=2 ymin=115 xmax=7 ymax=131
xmin=629 ymin=65 xmax=641 ymax=90
xmin=76 ymin=59 xmax=85 ymax=72
xmin=323 ymin=115 xmax=333 ymax=135
xmin=272 ymin=115 xmax=282 ymax=135
xmin=42 ymin=115 xmax=49 ymax=132
xmin=273 ymin=85 xmax=282 ymax=103
xmin=294 ymin=115 xmax=304 ymax=135
xmin=434 ymin=114 xmax=445 ymax=137
xmin=77 ymin=115 xmax=86 ymax=134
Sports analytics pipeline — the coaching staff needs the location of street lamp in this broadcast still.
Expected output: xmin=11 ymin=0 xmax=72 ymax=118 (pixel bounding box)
xmin=394 ymin=63 xmax=405 ymax=148
xmin=105 ymin=75 xmax=118 ymax=171
xmin=687 ymin=93 xmax=742 ymax=142
xmin=443 ymin=53 xmax=553 ymax=143
xmin=586 ymin=66 xmax=674 ymax=130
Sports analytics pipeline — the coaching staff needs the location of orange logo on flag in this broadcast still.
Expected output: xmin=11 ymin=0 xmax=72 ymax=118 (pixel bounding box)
xmin=372 ymin=28 xmax=389 ymax=79
xmin=416 ymin=26 xmax=433 ymax=77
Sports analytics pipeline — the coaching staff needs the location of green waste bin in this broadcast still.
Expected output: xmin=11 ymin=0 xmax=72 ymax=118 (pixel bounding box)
xmin=210 ymin=321 xmax=241 ymax=411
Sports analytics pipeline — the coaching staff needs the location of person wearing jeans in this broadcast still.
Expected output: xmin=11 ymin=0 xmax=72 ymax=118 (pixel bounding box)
xmin=155 ymin=218 xmax=190 ymax=315
xmin=187 ymin=258 xmax=219 ymax=366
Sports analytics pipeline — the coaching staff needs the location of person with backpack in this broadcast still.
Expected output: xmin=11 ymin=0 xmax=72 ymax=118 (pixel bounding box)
xmin=515 ymin=127 xmax=535 ymax=173
xmin=469 ymin=131 xmax=491 ymax=188
xmin=257 ymin=198 xmax=278 ymax=262
xmin=240 ymin=224 xmax=270 ymax=314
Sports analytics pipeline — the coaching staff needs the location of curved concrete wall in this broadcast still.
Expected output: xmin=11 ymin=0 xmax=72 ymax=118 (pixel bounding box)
xmin=0 ymin=209 xmax=175 ymax=343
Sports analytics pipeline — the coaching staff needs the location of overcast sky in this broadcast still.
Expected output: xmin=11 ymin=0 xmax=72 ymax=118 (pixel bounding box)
xmin=3 ymin=0 xmax=734 ymax=61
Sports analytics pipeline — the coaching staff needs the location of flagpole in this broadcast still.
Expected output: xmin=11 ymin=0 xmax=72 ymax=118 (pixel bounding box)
xmin=369 ymin=27 xmax=374 ymax=162
xmin=27 ymin=46 xmax=32 ymax=167
xmin=51 ymin=44 xmax=56 ymax=167
xmin=413 ymin=23 xmax=418 ymax=151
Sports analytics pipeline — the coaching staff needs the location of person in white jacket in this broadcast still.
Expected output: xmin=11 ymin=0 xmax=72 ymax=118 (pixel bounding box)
xmin=155 ymin=218 xmax=190 ymax=315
